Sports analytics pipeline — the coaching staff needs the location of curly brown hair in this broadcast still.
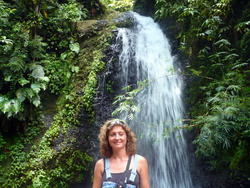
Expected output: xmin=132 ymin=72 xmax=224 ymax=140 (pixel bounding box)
xmin=98 ymin=119 xmax=137 ymax=158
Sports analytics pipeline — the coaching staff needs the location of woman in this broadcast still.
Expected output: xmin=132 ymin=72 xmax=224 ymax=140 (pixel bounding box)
xmin=93 ymin=119 xmax=150 ymax=188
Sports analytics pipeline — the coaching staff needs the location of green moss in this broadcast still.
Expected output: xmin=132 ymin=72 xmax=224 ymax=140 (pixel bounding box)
xmin=76 ymin=12 xmax=122 ymax=115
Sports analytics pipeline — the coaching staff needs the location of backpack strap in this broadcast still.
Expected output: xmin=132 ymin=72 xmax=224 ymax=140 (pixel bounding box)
xmin=104 ymin=158 xmax=112 ymax=180
xmin=129 ymin=154 xmax=139 ymax=182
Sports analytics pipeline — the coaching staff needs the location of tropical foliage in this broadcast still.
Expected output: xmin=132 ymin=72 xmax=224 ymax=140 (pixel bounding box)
xmin=0 ymin=0 xmax=133 ymax=186
xmin=0 ymin=0 xmax=102 ymax=187
xmin=155 ymin=0 xmax=250 ymax=177
xmin=0 ymin=0 xmax=88 ymax=120
xmin=101 ymin=0 xmax=135 ymax=11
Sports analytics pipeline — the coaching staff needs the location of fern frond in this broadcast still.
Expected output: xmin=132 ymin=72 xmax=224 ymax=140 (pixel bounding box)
xmin=227 ymin=85 xmax=240 ymax=92
xmin=214 ymin=39 xmax=231 ymax=49
xmin=30 ymin=64 xmax=45 ymax=79
xmin=232 ymin=62 xmax=248 ymax=70
xmin=18 ymin=78 xmax=30 ymax=86
xmin=208 ymin=96 xmax=221 ymax=104
xmin=26 ymin=88 xmax=35 ymax=99
xmin=16 ymin=88 xmax=27 ymax=102
xmin=8 ymin=55 xmax=25 ymax=72
xmin=32 ymin=97 xmax=41 ymax=107
xmin=31 ymin=83 xmax=41 ymax=93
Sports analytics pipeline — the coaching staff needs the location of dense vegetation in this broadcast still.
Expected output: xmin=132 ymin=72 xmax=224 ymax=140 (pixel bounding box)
xmin=155 ymin=0 xmax=250 ymax=181
xmin=0 ymin=0 xmax=136 ymax=186
xmin=0 ymin=0 xmax=108 ymax=187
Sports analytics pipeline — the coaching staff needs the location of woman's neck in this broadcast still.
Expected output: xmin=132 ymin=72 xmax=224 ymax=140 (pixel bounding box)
xmin=111 ymin=150 xmax=128 ymax=161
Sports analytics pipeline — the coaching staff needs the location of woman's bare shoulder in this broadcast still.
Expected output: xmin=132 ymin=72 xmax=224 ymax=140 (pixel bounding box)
xmin=136 ymin=154 xmax=148 ymax=170
xmin=94 ymin=158 xmax=105 ymax=172
xmin=136 ymin=155 xmax=150 ymax=187
xmin=137 ymin=154 xmax=148 ymax=163
xmin=93 ymin=158 xmax=105 ymax=188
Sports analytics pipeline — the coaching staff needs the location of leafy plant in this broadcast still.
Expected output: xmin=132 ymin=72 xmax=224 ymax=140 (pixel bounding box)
xmin=0 ymin=0 xmax=99 ymax=187
xmin=112 ymin=80 xmax=149 ymax=120
xmin=101 ymin=0 xmax=135 ymax=11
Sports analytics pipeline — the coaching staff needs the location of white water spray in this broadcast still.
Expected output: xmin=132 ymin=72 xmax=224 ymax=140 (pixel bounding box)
xmin=115 ymin=12 xmax=194 ymax=188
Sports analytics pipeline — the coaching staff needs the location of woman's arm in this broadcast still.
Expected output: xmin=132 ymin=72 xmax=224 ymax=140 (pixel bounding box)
xmin=138 ymin=156 xmax=150 ymax=188
xmin=92 ymin=159 xmax=104 ymax=188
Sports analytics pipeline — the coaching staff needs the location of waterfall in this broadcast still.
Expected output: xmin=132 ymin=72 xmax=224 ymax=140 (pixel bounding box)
xmin=114 ymin=12 xmax=195 ymax=188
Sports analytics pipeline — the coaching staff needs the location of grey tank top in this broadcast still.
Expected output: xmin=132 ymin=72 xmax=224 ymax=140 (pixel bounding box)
xmin=102 ymin=155 xmax=140 ymax=187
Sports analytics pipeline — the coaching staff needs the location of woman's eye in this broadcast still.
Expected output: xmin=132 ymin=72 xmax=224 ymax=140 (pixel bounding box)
xmin=109 ymin=132 xmax=124 ymax=137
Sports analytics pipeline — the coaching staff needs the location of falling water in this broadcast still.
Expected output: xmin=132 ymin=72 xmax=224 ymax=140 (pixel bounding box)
xmin=115 ymin=12 xmax=194 ymax=188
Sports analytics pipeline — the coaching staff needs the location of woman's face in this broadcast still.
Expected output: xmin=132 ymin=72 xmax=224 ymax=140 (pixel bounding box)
xmin=108 ymin=125 xmax=127 ymax=150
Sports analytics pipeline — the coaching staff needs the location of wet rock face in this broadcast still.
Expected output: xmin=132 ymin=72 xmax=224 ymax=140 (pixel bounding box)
xmin=114 ymin=11 xmax=136 ymax=28
xmin=71 ymin=12 xmax=137 ymax=188
xmin=76 ymin=11 xmax=135 ymax=41
xmin=91 ymin=11 xmax=137 ymax=145
xmin=93 ymin=32 xmax=120 ymax=125
xmin=75 ymin=10 xmax=137 ymax=153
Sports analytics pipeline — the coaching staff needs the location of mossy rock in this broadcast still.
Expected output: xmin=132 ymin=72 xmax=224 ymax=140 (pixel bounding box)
xmin=76 ymin=20 xmax=110 ymax=39
xmin=114 ymin=11 xmax=135 ymax=28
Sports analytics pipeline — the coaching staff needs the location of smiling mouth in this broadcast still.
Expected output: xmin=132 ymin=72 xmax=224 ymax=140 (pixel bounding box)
xmin=113 ymin=142 xmax=122 ymax=145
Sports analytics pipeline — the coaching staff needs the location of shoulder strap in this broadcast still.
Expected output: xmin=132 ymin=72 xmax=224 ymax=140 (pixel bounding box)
xmin=104 ymin=158 xmax=112 ymax=180
xmin=124 ymin=155 xmax=132 ymax=183
xmin=126 ymin=155 xmax=132 ymax=170
xmin=129 ymin=154 xmax=139 ymax=182
xmin=104 ymin=155 xmax=132 ymax=181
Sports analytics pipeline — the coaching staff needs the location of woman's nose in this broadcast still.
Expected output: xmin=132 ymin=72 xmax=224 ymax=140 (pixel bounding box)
xmin=115 ymin=134 xmax=120 ymax=139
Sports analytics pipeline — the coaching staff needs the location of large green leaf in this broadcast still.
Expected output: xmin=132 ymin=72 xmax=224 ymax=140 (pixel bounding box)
xmin=31 ymin=83 xmax=41 ymax=93
xmin=30 ymin=64 xmax=45 ymax=79
xmin=69 ymin=43 xmax=80 ymax=53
